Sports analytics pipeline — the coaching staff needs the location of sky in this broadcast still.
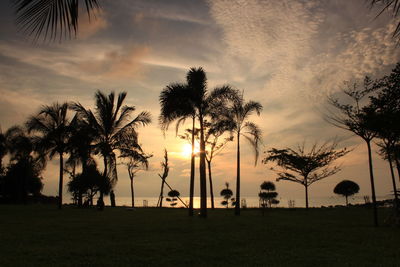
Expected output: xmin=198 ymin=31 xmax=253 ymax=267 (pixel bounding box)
xmin=0 ymin=0 xmax=399 ymax=207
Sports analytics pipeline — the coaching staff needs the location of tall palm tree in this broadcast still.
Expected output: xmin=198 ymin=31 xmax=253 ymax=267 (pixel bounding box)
xmin=26 ymin=102 xmax=71 ymax=209
xmin=72 ymin=90 xmax=151 ymax=207
xmin=219 ymin=90 xmax=263 ymax=216
xmin=12 ymin=0 xmax=100 ymax=41
xmin=160 ymin=67 xmax=234 ymax=217
xmin=160 ymin=83 xmax=197 ymax=216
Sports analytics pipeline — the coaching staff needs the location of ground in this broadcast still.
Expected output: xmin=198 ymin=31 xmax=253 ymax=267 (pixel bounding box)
xmin=0 ymin=205 xmax=399 ymax=266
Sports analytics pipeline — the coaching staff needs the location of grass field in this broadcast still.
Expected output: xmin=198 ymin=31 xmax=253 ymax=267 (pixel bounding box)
xmin=0 ymin=205 xmax=399 ymax=266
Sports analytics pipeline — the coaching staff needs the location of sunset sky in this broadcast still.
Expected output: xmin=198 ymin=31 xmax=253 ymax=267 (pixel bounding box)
xmin=0 ymin=0 xmax=399 ymax=207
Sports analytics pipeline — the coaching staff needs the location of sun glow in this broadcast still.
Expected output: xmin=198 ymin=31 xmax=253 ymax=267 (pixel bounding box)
xmin=182 ymin=143 xmax=200 ymax=158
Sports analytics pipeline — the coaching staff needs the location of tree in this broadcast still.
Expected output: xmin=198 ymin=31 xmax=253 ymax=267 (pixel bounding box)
xmin=160 ymin=67 xmax=234 ymax=217
xmin=157 ymin=149 xmax=169 ymax=208
xmin=166 ymin=190 xmax=180 ymax=207
xmin=0 ymin=125 xmax=45 ymax=203
xmin=327 ymin=77 xmax=380 ymax=226
xmin=204 ymin=120 xmax=233 ymax=209
xmin=0 ymin=126 xmax=8 ymax=171
xmin=259 ymin=181 xmax=278 ymax=209
xmin=26 ymin=102 xmax=71 ymax=209
xmin=264 ymin=141 xmax=349 ymax=209
xmin=220 ymin=182 xmax=234 ymax=209
xmin=12 ymin=0 xmax=100 ymax=42
xmin=72 ymin=90 xmax=151 ymax=209
xmin=218 ymin=90 xmax=262 ymax=216
xmin=369 ymin=64 xmax=400 ymax=207
xmin=119 ymin=136 xmax=151 ymax=208
xmin=334 ymin=180 xmax=360 ymax=206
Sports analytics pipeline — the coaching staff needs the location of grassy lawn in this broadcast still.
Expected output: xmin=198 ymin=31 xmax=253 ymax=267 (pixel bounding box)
xmin=0 ymin=205 xmax=399 ymax=266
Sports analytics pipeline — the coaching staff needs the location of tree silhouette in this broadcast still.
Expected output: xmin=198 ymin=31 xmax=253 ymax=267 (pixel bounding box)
xmin=369 ymin=64 xmax=400 ymax=207
xmin=12 ymin=0 xmax=100 ymax=42
xmin=334 ymin=180 xmax=360 ymax=206
xmin=264 ymin=141 xmax=348 ymax=209
xmin=157 ymin=149 xmax=169 ymax=208
xmin=259 ymin=181 xmax=278 ymax=210
xmin=160 ymin=67 xmax=235 ymax=217
xmin=72 ymin=90 xmax=151 ymax=209
xmin=26 ymin=102 xmax=71 ymax=209
xmin=166 ymin=189 xmax=180 ymax=207
xmin=119 ymin=135 xmax=151 ymax=208
xmin=327 ymin=77 xmax=380 ymax=226
xmin=218 ymin=90 xmax=262 ymax=216
xmin=0 ymin=126 xmax=8 ymax=171
xmin=220 ymin=182 xmax=234 ymax=209
xmin=204 ymin=120 xmax=233 ymax=209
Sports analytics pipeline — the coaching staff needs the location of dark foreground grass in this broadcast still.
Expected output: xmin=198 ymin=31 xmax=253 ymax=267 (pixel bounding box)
xmin=0 ymin=205 xmax=399 ymax=266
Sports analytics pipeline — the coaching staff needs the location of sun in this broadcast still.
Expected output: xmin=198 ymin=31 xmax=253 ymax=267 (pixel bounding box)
xmin=182 ymin=143 xmax=200 ymax=157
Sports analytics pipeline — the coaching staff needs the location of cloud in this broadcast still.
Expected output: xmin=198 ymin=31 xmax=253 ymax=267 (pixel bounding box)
xmin=77 ymin=8 xmax=108 ymax=39
xmin=77 ymin=45 xmax=150 ymax=79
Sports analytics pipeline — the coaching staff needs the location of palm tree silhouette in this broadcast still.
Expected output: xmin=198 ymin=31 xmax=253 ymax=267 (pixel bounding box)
xmin=12 ymin=0 xmax=100 ymax=41
xmin=219 ymin=91 xmax=262 ymax=216
xmin=160 ymin=67 xmax=234 ymax=217
xmin=72 ymin=90 xmax=151 ymax=208
xmin=26 ymin=103 xmax=71 ymax=209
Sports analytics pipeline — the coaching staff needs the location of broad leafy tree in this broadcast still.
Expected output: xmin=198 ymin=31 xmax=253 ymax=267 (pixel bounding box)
xmin=264 ymin=141 xmax=348 ymax=209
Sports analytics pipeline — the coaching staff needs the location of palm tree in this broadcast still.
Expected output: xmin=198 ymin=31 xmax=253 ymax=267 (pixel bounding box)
xmin=219 ymin=90 xmax=262 ymax=216
xmin=12 ymin=0 xmax=100 ymax=41
xmin=26 ymin=103 xmax=71 ymax=209
xmin=72 ymin=90 xmax=151 ymax=207
xmin=159 ymin=82 xmax=197 ymax=216
xmin=160 ymin=67 xmax=234 ymax=217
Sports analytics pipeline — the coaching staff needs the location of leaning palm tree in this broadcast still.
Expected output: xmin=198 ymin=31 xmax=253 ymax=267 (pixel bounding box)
xmin=72 ymin=90 xmax=151 ymax=207
xmin=26 ymin=102 xmax=71 ymax=209
xmin=160 ymin=67 xmax=234 ymax=217
xmin=219 ymin=90 xmax=263 ymax=216
xmin=12 ymin=0 xmax=100 ymax=42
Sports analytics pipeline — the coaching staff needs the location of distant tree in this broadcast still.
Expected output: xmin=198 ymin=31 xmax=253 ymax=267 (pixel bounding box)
xmin=157 ymin=149 xmax=169 ymax=208
xmin=12 ymin=0 xmax=100 ymax=42
xmin=218 ymin=90 xmax=263 ymax=216
xmin=166 ymin=190 xmax=180 ymax=207
xmin=264 ymin=141 xmax=349 ymax=209
xmin=327 ymin=77 xmax=380 ymax=226
xmin=72 ymin=90 xmax=151 ymax=209
xmin=119 ymin=136 xmax=151 ymax=208
xmin=26 ymin=103 xmax=71 ymax=209
xmin=334 ymin=180 xmax=360 ymax=206
xmin=220 ymin=182 xmax=234 ymax=209
xmin=67 ymin=163 xmax=111 ymax=206
xmin=259 ymin=181 xmax=278 ymax=209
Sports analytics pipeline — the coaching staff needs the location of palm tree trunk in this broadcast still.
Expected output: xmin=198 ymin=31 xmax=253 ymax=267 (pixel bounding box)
xmin=130 ymin=177 xmax=134 ymax=208
xmin=189 ymin=116 xmax=195 ymax=216
xmin=158 ymin=178 xmax=165 ymax=207
xmin=207 ymin=160 xmax=215 ymax=209
xmin=366 ymin=140 xmax=378 ymax=227
xmin=387 ymin=152 xmax=399 ymax=207
xmin=58 ymin=152 xmax=63 ymax=209
xmin=235 ymin=132 xmax=241 ymax=216
xmin=199 ymin=113 xmax=207 ymax=218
